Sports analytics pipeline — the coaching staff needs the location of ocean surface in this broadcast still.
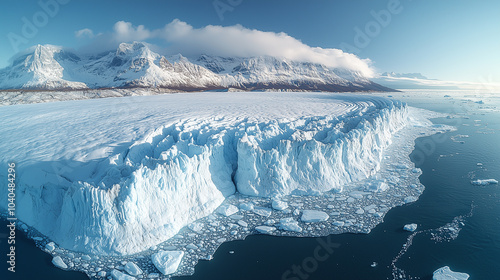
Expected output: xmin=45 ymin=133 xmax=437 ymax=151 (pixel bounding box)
xmin=1 ymin=90 xmax=499 ymax=279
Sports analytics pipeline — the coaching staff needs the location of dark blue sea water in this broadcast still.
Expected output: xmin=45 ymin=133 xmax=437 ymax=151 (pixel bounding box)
xmin=1 ymin=90 xmax=499 ymax=279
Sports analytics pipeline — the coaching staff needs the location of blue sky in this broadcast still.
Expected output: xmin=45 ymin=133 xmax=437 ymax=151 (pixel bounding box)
xmin=1 ymin=0 xmax=499 ymax=84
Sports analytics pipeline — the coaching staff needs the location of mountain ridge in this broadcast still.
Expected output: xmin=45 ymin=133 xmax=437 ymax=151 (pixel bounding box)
xmin=0 ymin=42 xmax=395 ymax=92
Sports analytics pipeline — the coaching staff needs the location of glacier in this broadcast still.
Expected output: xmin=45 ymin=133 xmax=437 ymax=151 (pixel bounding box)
xmin=0 ymin=91 xmax=451 ymax=278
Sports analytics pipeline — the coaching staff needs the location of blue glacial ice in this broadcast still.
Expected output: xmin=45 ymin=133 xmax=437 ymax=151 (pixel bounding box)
xmin=433 ymin=266 xmax=470 ymax=280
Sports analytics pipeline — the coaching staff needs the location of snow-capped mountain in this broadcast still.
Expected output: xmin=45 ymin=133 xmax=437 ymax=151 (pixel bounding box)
xmin=0 ymin=45 xmax=87 ymax=90
xmin=0 ymin=42 xmax=394 ymax=92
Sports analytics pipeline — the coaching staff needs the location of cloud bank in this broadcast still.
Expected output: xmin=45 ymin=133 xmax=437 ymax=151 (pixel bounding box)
xmin=80 ymin=20 xmax=374 ymax=77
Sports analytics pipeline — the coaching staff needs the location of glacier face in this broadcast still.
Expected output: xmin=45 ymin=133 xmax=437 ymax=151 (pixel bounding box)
xmin=234 ymin=103 xmax=407 ymax=197
xmin=0 ymin=92 xmax=411 ymax=256
xmin=0 ymin=42 xmax=392 ymax=92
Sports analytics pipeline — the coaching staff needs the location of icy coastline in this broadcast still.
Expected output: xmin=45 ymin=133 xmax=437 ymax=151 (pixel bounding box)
xmin=0 ymin=91 xmax=452 ymax=278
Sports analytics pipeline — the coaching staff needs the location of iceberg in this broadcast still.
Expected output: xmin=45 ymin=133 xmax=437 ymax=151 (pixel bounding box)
xmin=111 ymin=269 xmax=136 ymax=280
xmin=271 ymin=200 xmax=289 ymax=211
xmin=151 ymin=250 xmax=185 ymax=275
xmin=124 ymin=262 xmax=143 ymax=276
xmin=301 ymin=210 xmax=329 ymax=222
xmin=216 ymin=204 xmax=239 ymax=217
xmin=279 ymin=217 xmax=303 ymax=232
xmin=52 ymin=256 xmax=68 ymax=269
xmin=403 ymin=223 xmax=418 ymax=232
xmin=255 ymin=226 xmax=277 ymax=234
xmin=45 ymin=242 xmax=56 ymax=252
xmin=433 ymin=266 xmax=470 ymax=280
xmin=471 ymin=179 xmax=498 ymax=185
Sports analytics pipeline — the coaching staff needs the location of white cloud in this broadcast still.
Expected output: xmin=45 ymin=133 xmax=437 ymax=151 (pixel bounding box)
xmin=112 ymin=21 xmax=151 ymax=42
xmin=75 ymin=28 xmax=94 ymax=39
xmin=81 ymin=20 xmax=374 ymax=77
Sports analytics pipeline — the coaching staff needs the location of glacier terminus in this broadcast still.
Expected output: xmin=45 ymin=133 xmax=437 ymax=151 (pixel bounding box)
xmin=0 ymin=91 xmax=452 ymax=278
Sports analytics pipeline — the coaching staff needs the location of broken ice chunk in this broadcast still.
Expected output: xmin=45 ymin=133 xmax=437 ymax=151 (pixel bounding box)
xmin=151 ymin=250 xmax=185 ymax=275
xmin=403 ymin=223 xmax=418 ymax=232
xmin=300 ymin=210 xmax=329 ymax=222
xmin=255 ymin=226 xmax=277 ymax=234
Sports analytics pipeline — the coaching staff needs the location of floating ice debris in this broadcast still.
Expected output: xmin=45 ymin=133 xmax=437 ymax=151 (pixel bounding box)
xmin=151 ymin=250 xmax=185 ymax=275
xmin=272 ymin=200 xmax=289 ymax=211
xmin=301 ymin=210 xmax=329 ymax=222
xmin=148 ymin=273 xmax=160 ymax=278
xmin=451 ymin=134 xmax=469 ymax=144
xmin=264 ymin=219 xmax=276 ymax=226
xmin=187 ymin=222 xmax=204 ymax=234
xmin=45 ymin=242 xmax=56 ymax=252
xmin=366 ymin=180 xmax=389 ymax=192
xmin=433 ymin=266 xmax=469 ymax=280
xmin=239 ymin=202 xmax=254 ymax=211
xmin=253 ymin=207 xmax=273 ymax=217
xmin=392 ymin=205 xmax=474 ymax=279
xmin=52 ymin=256 xmax=68 ymax=269
xmin=403 ymin=224 xmax=418 ymax=232
xmin=111 ymin=269 xmax=135 ymax=280
xmin=216 ymin=204 xmax=239 ymax=217
xmin=237 ymin=220 xmax=248 ymax=227
xmin=471 ymin=179 xmax=498 ymax=185
xmin=355 ymin=208 xmax=365 ymax=215
xmin=255 ymin=226 xmax=277 ymax=234
xmin=81 ymin=255 xmax=92 ymax=261
xmin=371 ymin=262 xmax=378 ymax=268
xmin=404 ymin=196 xmax=417 ymax=203
xmin=124 ymin=262 xmax=143 ymax=276
xmin=278 ymin=217 xmax=303 ymax=232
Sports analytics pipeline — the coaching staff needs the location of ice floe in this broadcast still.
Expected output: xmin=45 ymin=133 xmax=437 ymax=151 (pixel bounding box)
xmin=471 ymin=179 xmax=498 ymax=185
xmin=433 ymin=266 xmax=469 ymax=280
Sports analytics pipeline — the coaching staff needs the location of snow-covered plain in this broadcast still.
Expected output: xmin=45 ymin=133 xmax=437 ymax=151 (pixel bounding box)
xmin=0 ymin=91 xmax=451 ymax=278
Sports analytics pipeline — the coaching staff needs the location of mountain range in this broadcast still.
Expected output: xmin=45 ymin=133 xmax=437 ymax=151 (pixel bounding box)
xmin=0 ymin=42 xmax=394 ymax=92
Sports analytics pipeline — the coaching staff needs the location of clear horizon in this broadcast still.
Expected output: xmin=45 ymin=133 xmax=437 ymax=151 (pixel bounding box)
xmin=1 ymin=0 xmax=499 ymax=86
